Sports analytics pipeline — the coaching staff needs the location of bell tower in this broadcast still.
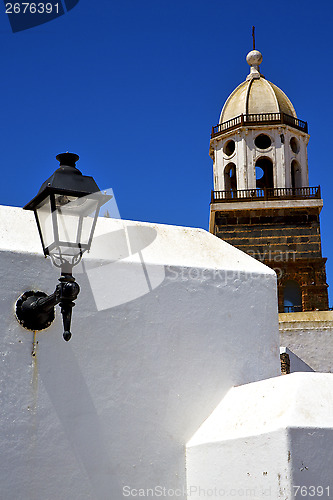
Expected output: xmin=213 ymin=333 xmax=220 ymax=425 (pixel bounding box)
xmin=209 ymin=48 xmax=329 ymax=312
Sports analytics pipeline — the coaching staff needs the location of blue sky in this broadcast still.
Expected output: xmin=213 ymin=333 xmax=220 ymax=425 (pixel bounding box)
xmin=1 ymin=0 xmax=333 ymax=302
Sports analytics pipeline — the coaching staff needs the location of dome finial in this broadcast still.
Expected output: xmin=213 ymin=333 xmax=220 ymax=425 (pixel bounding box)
xmin=246 ymin=26 xmax=263 ymax=80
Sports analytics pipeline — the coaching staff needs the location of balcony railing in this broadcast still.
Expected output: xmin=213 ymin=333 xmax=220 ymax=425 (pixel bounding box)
xmin=211 ymin=112 xmax=308 ymax=137
xmin=284 ymin=305 xmax=302 ymax=313
xmin=211 ymin=186 xmax=321 ymax=203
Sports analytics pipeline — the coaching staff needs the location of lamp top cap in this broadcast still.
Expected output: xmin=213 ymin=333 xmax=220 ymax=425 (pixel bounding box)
xmin=56 ymin=152 xmax=80 ymax=167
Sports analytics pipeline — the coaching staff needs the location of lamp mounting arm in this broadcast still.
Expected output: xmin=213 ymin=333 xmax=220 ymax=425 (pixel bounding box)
xmin=16 ymin=275 xmax=80 ymax=341
xmin=32 ymin=288 xmax=61 ymax=312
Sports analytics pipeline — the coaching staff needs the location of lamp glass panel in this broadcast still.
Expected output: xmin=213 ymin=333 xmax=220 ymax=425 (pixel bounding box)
xmin=35 ymin=196 xmax=54 ymax=250
xmin=54 ymin=194 xmax=100 ymax=255
xmin=80 ymin=209 xmax=99 ymax=246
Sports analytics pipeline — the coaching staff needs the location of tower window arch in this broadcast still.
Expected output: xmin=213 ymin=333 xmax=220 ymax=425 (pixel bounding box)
xmin=255 ymin=134 xmax=272 ymax=150
xmin=223 ymin=140 xmax=235 ymax=157
xmin=224 ymin=163 xmax=237 ymax=194
xmin=291 ymin=160 xmax=302 ymax=189
xmin=255 ymin=157 xmax=274 ymax=189
xmin=283 ymin=280 xmax=302 ymax=312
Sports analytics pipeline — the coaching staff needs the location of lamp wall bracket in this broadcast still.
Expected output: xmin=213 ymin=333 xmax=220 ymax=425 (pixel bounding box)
xmin=15 ymin=275 xmax=80 ymax=341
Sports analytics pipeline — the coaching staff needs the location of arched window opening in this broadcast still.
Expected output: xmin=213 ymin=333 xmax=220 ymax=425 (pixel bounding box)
xmin=255 ymin=157 xmax=273 ymax=189
xmin=284 ymin=280 xmax=302 ymax=313
xmin=224 ymin=163 xmax=237 ymax=196
xmin=291 ymin=160 xmax=302 ymax=189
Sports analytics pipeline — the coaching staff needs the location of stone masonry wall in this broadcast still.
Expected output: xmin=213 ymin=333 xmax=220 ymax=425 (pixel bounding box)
xmin=215 ymin=206 xmax=329 ymax=311
xmin=215 ymin=207 xmax=322 ymax=260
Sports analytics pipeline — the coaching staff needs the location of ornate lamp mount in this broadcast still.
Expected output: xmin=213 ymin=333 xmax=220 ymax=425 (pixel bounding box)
xmin=15 ymin=152 xmax=111 ymax=341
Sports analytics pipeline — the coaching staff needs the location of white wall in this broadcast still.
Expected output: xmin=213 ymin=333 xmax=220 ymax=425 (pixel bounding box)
xmin=187 ymin=373 xmax=333 ymax=498
xmin=0 ymin=205 xmax=280 ymax=500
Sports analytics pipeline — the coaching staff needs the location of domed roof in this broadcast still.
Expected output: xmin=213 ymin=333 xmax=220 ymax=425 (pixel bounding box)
xmin=220 ymin=50 xmax=297 ymax=124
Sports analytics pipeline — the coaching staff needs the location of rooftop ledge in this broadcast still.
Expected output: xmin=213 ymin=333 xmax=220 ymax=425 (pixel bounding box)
xmin=211 ymin=112 xmax=308 ymax=138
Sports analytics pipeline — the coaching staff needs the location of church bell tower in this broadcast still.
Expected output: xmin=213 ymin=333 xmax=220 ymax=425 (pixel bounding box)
xmin=209 ymin=48 xmax=329 ymax=312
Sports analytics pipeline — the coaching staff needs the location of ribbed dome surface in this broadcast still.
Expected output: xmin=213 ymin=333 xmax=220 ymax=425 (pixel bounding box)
xmin=219 ymin=52 xmax=297 ymax=124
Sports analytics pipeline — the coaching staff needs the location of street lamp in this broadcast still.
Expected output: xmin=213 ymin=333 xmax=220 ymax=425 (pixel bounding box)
xmin=15 ymin=152 xmax=111 ymax=341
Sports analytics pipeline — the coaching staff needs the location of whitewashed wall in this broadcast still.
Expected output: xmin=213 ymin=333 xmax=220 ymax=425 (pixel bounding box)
xmin=0 ymin=205 xmax=280 ymax=500
xmin=187 ymin=373 xmax=333 ymax=498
